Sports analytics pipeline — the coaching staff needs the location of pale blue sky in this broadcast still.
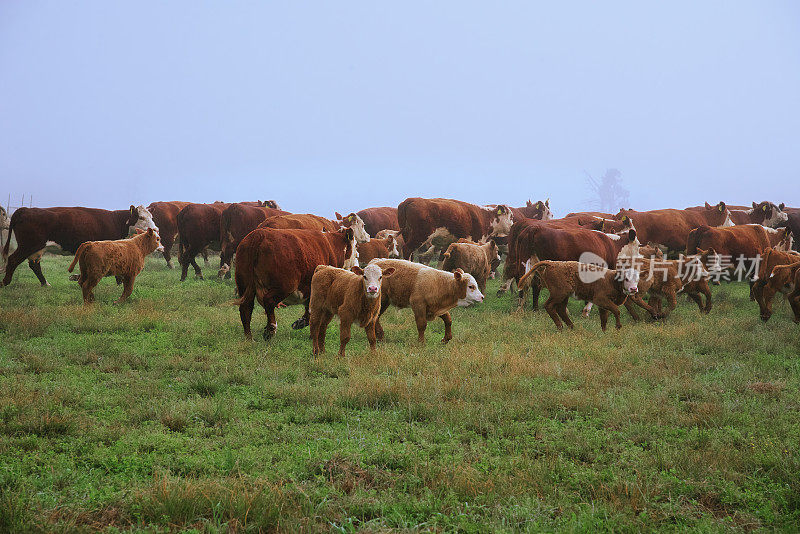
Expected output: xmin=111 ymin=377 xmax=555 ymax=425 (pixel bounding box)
xmin=2 ymin=1 xmax=798 ymax=216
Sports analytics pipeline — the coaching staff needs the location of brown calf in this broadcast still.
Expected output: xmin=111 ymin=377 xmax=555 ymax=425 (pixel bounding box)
xmin=518 ymin=260 xmax=640 ymax=331
xmin=369 ymin=258 xmax=485 ymax=344
xmin=67 ymin=228 xmax=164 ymax=305
xmin=753 ymin=252 xmax=800 ymax=321
xmin=309 ymin=264 xmax=395 ymax=357
xmin=356 ymin=235 xmax=400 ymax=265
xmin=440 ymin=240 xmax=499 ymax=292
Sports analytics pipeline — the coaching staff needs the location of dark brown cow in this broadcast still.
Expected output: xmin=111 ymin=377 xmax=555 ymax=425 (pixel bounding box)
xmin=234 ymin=227 xmax=357 ymax=341
xmin=218 ymin=203 xmax=289 ymax=278
xmin=356 ymin=207 xmax=399 ymax=236
xmin=786 ymin=211 xmax=800 ymax=252
xmin=177 ymin=202 xmax=230 ymax=281
xmin=508 ymin=199 xmax=553 ymax=221
xmin=397 ymin=198 xmax=514 ymax=260
xmin=728 ymin=201 xmax=789 ymax=228
xmin=614 ymin=202 xmax=733 ymax=252
xmin=258 ymin=213 xmax=339 ymax=233
xmin=147 ymin=201 xmax=192 ymax=268
xmin=2 ymin=206 xmax=147 ymax=287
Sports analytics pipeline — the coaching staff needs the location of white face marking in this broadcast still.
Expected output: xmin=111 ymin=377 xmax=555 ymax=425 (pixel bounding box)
xmin=133 ymin=205 xmax=159 ymax=234
xmin=488 ymin=208 xmax=514 ymax=236
xmin=457 ymin=273 xmax=485 ymax=306
xmin=621 ymin=268 xmax=639 ymax=295
xmin=361 ymin=263 xmax=384 ymax=299
xmin=386 ymin=235 xmax=400 ymax=257
xmin=340 ymin=213 xmax=370 ymax=243
xmin=343 ymin=234 xmax=359 ymax=270
xmin=764 ymin=205 xmax=789 ymax=228
xmin=540 ymin=204 xmax=554 ymax=220
xmin=721 ymin=210 xmax=735 ymax=227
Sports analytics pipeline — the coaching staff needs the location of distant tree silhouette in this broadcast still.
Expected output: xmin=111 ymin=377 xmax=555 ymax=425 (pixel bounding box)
xmin=584 ymin=169 xmax=629 ymax=214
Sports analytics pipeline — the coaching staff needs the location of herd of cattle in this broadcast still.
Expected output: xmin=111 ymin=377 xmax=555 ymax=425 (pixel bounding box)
xmin=1 ymin=198 xmax=799 ymax=356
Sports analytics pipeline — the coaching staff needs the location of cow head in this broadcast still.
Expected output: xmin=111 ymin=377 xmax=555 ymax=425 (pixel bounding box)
xmin=774 ymin=227 xmax=794 ymax=252
xmin=140 ymin=227 xmax=165 ymax=253
xmin=336 ymin=212 xmax=370 ymax=243
xmin=749 ymin=201 xmax=788 ymax=228
xmin=488 ymin=205 xmax=514 ymax=236
xmin=341 ymin=227 xmax=358 ymax=270
xmin=704 ymin=201 xmax=734 ymax=227
xmin=603 ymin=215 xmax=634 ymax=233
xmin=384 ymin=233 xmax=401 ymax=257
xmin=129 ymin=205 xmax=160 ymax=235
xmin=453 ymin=269 xmax=485 ymax=306
xmin=352 ymin=263 xmax=395 ymax=299
xmin=259 ymin=200 xmax=281 ymax=210
xmin=526 ymin=199 xmax=553 ymax=220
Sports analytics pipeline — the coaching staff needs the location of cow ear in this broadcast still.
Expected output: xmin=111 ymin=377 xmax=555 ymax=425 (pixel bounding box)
xmin=134 ymin=228 xmax=145 ymax=234
xmin=779 ymin=202 xmax=785 ymax=211
xmin=130 ymin=205 xmax=137 ymax=216
xmin=351 ymin=265 xmax=364 ymax=275
xmin=628 ymin=229 xmax=636 ymax=242
xmin=705 ymin=202 xmax=711 ymax=209
xmin=147 ymin=227 xmax=154 ymax=234
xmin=453 ymin=269 xmax=463 ymax=280
xmin=526 ymin=199 xmax=533 ymax=207
xmin=535 ymin=201 xmax=542 ymax=208
xmin=752 ymin=202 xmax=758 ymax=209
xmin=718 ymin=202 xmax=725 ymax=212
xmin=382 ymin=267 xmax=396 ymax=277
xmin=545 ymin=198 xmax=550 ymax=207
xmin=335 ymin=212 xmax=343 ymax=220
xmin=763 ymin=204 xmax=768 ymax=212
xmin=345 ymin=228 xmax=354 ymax=241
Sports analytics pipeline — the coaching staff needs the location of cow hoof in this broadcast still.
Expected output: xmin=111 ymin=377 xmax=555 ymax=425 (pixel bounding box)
xmin=167 ymin=261 xmax=174 ymax=269
xmin=441 ymin=337 xmax=451 ymax=344
xmin=291 ymin=317 xmax=309 ymax=330
xmin=760 ymin=315 xmax=770 ymax=322
xmin=263 ymin=326 xmax=276 ymax=340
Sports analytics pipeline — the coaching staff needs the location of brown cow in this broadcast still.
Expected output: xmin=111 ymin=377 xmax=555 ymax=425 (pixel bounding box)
xmin=752 ymin=249 xmax=800 ymax=321
xmin=615 ymin=202 xmax=733 ymax=253
xmin=354 ymin=207 xmax=400 ymax=237
xmin=508 ymin=199 xmax=553 ymax=221
xmin=2 ymin=206 xmax=150 ymax=287
xmin=397 ymin=197 xmax=513 ymax=260
xmin=258 ymin=213 xmax=340 ymax=233
xmin=356 ymin=235 xmax=400 ymax=265
xmin=753 ymin=261 xmax=800 ymax=322
xmin=147 ymin=201 xmax=192 ymax=268
xmin=309 ymin=263 xmax=395 ymax=357
xmin=177 ymin=202 xmax=231 ymax=281
xmin=728 ymin=201 xmax=789 ymax=228
xmin=518 ymin=260 xmax=640 ymax=331
xmin=440 ymin=240 xmax=499 ymax=292
xmin=369 ymin=258 xmax=484 ymax=344
xmin=218 ymin=203 xmax=288 ymax=278
xmin=234 ymin=227 xmax=357 ymax=341
xmin=687 ymin=224 xmax=773 ymax=284
xmin=333 ymin=212 xmax=372 ymax=243
xmin=67 ymin=228 xmax=164 ymax=305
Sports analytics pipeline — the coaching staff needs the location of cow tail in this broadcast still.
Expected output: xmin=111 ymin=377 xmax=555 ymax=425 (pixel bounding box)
xmin=2 ymin=216 xmax=14 ymax=260
xmin=517 ymin=261 xmax=548 ymax=291
xmin=68 ymin=243 xmax=88 ymax=273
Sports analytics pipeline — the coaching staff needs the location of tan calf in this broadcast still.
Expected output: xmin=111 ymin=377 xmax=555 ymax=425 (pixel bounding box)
xmin=518 ymin=260 xmax=639 ymax=331
xmin=369 ymin=258 xmax=484 ymax=344
xmin=754 ymin=260 xmax=800 ymax=322
xmin=309 ymin=264 xmax=395 ymax=357
xmin=67 ymin=228 xmax=164 ymax=305
xmin=440 ymin=240 xmax=499 ymax=292
xmin=356 ymin=235 xmax=400 ymax=265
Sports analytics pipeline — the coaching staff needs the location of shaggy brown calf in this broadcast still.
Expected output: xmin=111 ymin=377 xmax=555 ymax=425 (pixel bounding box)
xmin=369 ymin=258 xmax=484 ymax=344
xmin=309 ymin=264 xmax=395 ymax=357
xmin=753 ymin=259 xmax=800 ymax=322
xmin=67 ymin=228 xmax=164 ymax=305
xmin=356 ymin=235 xmax=400 ymax=265
xmin=518 ymin=260 xmax=640 ymax=331
xmin=440 ymin=240 xmax=499 ymax=292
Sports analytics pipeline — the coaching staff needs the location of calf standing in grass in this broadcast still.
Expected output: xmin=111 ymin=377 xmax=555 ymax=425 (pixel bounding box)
xmin=518 ymin=260 xmax=639 ymax=331
xmin=369 ymin=258 xmax=484 ymax=344
xmin=67 ymin=228 xmax=164 ymax=305
xmin=440 ymin=240 xmax=499 ymax=292
xmin=309 ymin=264 xmax=395 ymax=357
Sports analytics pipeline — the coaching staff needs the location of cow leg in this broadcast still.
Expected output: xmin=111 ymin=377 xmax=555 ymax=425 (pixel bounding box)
xmin=440 ymin=312 xmax=453 ymax=343
xmin=685 ymin=290 xmax=704 ymax=312
xmin=531 ymin=279 xmax=541 ymax=311
xmin=374 ymin=299 xmax=389 ymax=342
xmin=556 ymin=299 xmax=573 ymax=329
xmin=366 ymin=321 xmax=378 ymax=352
xmin=263 ymin=306 xmax=278 ymax=340
xmin=623 ymin=299 xmax=641 ymax=321
xmin=414 ymin=310 xmax=428 ymax=344
xmin=599 ymin=308 xmax=609 ymax=331
xmin=2 ymin=245 xmax=43 ymax=287
xmin=202 ymin=247 xmax=210 ymax=266
xmin=161 ymin=235 xmax=175 ymax=268
xmin=627 ymin=294 xmax=660 ymax=319
xmin=291 ymin=301 xmax=311 ymax=330
xmin=338 ymin=320 xmax=352 ymax=357
xmin=27 ymin=258 xmax=49 ymax=287
xmin=190 ymin=257 xmax=203 ymax=279
xmin=311 ymin=310 xmax=332 ymax=355
xmin=700 ymin=283 xmax=713 ymax=313
xmin=116 ymin=275 xmax=136 ymax=304
xmin=544 ymin=297 xmax=563 ymax=331
xmin=581 ymin=302 xmax=593 ymax=318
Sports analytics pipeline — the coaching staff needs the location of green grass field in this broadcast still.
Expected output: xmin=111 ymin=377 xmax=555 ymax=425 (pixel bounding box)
xmin=1 ymin=254 xmax=799 ymax=532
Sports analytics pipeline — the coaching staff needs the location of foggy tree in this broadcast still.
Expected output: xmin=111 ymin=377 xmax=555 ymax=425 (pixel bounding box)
xmin=584 ymin=168 xmax=629 ymax=214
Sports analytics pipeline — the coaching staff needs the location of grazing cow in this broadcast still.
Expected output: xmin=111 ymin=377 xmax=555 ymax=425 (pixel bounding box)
xmin=501 ymin=222 xmax=640 ymax=309
xmin=234 ymin=227 xmax=357 ymax=341
xmin=177 ymin=202 xmax=231 ymax=281
xmin=508 ymin=199 xmax=553 ymax=221
xmin=258 ymin=213 xmax=340 ymax=233
xmin=518 ymin=260 xmax=640 ymax=331
xmin=333 ymin=212 xmax=372 ymax=243
xmin=686 ymin=224 xmax=773 ymax=283
xmin=614 ymin=202 xmax=733 ymax=253
xmin=369 ymin=258 xmax=484 ymax=344
xmin=353 ymin=207 xmax=400 ymax=237
xmin=356 ymin=235 xmax=400 ymax=265
xmin=728 ymin=201 xmax=789 ymax=228
xmin=2 ymin=206 xmax=149 ymax=287
xmin=397 ymin=197 xmax=513 ymax=260
xmin=440 ymin=240 xmax=499 ymax=292
xmin=67 ymin=228 xmax=164 ymax=305
xmin=218 ymin=203 xmax=288 ymax=278
xmin=309 ymin=264 xmax=395 ymax=357
xmin=753 ymin=261 xmax=800 ymax=322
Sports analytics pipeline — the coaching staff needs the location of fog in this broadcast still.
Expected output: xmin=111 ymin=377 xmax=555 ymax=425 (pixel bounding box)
xmin=1 ymin=1 xmax=798 ymax=217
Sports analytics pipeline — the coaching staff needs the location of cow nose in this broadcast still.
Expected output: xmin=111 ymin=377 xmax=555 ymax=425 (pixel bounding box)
xmin=367 ymin=285 xmax=378 ymax=292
